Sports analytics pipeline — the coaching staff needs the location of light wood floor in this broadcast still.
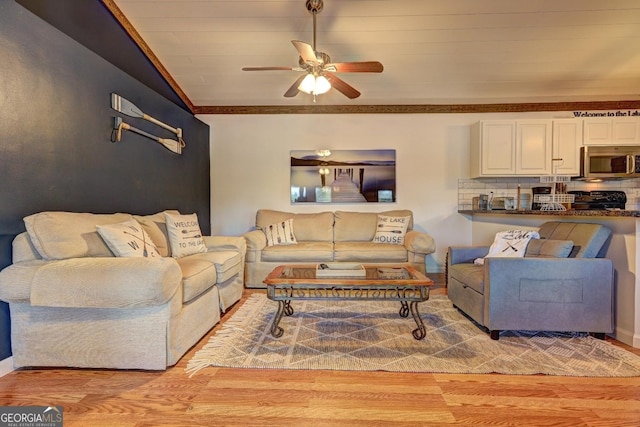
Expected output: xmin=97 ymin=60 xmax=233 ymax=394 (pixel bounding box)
xmin=0 ymin=276 xmax=639 ymax=426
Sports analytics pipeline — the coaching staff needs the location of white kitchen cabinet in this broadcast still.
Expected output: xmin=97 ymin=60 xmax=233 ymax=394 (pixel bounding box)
xmin=470 ymin=121 xmax=516 ymax=176
xmin=552 ymin=119 xmax=582 ymax=176
xmin=583 ymin=117 xmax=640 ymax=145
xmin=470 ymin=120 xmax=552 ymax=177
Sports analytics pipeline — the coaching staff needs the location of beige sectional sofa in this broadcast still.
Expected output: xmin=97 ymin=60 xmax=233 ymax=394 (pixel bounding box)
xmin=0 ymin=210 xmax=246 ymax=370
xmin=243 ymin=209 xmax=436 ymax=288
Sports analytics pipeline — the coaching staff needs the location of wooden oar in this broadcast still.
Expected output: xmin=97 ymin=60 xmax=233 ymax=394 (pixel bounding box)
xmin=112 ymin=117 xmax=182 ymax=154
xmin=111 ymin=93 xmax=185 ymax=144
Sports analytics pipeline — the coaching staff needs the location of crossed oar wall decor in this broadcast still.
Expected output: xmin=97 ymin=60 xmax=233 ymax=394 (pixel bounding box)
xmin=110 ymin=93 xmax=185 ymax=155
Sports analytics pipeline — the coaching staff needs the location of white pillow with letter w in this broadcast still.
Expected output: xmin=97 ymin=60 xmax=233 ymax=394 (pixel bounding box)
xmin=164 ymin=212 xmax=207 ymax=258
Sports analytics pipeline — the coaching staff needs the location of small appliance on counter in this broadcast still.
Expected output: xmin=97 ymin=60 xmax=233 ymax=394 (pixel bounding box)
xmin=488 ymin=197 xmax=517 ymax=210
xmin=567 ymin=190 xmax=627 ymax=210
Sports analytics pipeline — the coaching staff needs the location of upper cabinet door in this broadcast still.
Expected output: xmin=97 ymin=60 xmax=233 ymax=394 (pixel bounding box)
xmin=471 ymin=120 xmax=553 ymax=177
xmin=584 ymin=117 xmax=640 ymax=145
xmin=480 ymin=121 xmax=516 ymax=175
xmin=516 ymin=120 xmax=552 ymax=175
xmin=552 ymin=119 xmax=582 ymax=176
xmin=583 ymin=118 xmax=611 ymax=145
xmin=612 ymin=118 xmax=640 ymax=143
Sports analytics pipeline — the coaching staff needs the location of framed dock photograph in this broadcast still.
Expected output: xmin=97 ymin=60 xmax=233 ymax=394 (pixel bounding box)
xmin=290 ymin=149 xmax=396 ymax=203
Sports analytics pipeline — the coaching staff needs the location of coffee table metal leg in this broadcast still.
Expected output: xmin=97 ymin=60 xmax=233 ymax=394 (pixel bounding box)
xmin=271 ymin=300 xmax=293 ymax=338
xmin=409 ymin=301 xmax=426 ymax=340
xmin=399 ymin=301 xmax=409 ymax=318
xmin=283 ymin=300 xmax=294 ymax=316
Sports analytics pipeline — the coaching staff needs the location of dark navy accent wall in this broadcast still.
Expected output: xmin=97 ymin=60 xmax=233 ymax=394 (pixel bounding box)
xmin=0 ymin=2 xmax=211 ymax=361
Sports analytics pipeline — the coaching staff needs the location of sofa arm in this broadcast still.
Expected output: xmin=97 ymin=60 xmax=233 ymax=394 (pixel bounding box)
xmin=404 ymin=230 xmax=436 ymax=254
xmin=243 ymin=229 xmax=267 ymax=252
xmin=203 ymin=235 xmax=247 ymax=254
xmin=447 ymin=246 xmax=490 ymax=265
xmin=0 ymin=257 xmax=182 ymax=309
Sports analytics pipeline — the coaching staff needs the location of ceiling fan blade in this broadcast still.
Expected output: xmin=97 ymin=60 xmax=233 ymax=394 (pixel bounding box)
xmin=242 ymin=66 xmax=295 ymax=71
xmin=284 ymin=75 xmax=307 ymax=98
xmin=292 ymin=40 xmax=318 ymax=65
xmin=325 ymin=61 xmax=384 ymax=73
xmin=326 ymin=73 xmax=361 ymax=99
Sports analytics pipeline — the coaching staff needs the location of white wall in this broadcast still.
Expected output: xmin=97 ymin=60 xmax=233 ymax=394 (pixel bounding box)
xmin=201 ymin=113 xmax=482 ymax=272
xmin=200 ymin=111 xmax=568 ymax=272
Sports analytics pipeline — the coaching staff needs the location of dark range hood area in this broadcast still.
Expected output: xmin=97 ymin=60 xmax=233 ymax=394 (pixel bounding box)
xmin=567 ymin=190 xmax=627 ymax=210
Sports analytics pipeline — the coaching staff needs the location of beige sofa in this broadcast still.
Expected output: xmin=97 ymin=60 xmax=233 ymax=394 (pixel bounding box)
xmin=243 ymin=209 xmax=436 ymax=288
xmin=0 ymin=211 xmax=246 ymax=370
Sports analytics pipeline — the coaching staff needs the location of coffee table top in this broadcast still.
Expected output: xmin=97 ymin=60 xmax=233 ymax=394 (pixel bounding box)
xmin=264 ymin=264 xmax=433 ymax=287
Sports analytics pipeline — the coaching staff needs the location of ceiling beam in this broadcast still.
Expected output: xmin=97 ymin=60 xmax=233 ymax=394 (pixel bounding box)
xmin=194 ymin=100 xmax=640 ymax=115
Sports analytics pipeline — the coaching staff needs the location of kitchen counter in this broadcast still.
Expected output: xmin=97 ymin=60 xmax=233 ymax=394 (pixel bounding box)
xmin=458 ymin=209 xmax=640 ymax=217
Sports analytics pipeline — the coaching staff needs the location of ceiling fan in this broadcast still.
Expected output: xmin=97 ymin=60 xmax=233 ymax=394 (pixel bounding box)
xmin=242 ymin=0 xmax=384 ymax=100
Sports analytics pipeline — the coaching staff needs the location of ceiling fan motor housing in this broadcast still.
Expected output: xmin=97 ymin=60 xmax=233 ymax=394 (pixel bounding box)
xmin=306 ymin=0 xmax=323 ymax=13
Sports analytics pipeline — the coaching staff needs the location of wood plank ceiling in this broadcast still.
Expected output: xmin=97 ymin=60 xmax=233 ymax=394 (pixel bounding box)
xmin=106 ymin=1 xmax=640 ymax=113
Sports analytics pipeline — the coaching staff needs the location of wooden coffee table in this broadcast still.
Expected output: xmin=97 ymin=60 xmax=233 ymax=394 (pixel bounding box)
xmin=263 ymin=264 xmax=433 ymax=340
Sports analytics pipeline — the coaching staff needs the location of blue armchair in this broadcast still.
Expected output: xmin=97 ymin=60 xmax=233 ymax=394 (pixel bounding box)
xmin=447 ymin=222 xmax=614 ymax=340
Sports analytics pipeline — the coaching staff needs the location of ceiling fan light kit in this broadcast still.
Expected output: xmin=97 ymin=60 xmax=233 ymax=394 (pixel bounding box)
xmin=241 ymin=0 xmax=383 ymax=101
xmin=298 ymin=74 xmax=331 ymax=95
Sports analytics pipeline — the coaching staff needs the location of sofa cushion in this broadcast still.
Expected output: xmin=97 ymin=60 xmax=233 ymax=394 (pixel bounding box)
xmin=264 ymin=218 xmax=297 ymax=246
xmin=165 ymin=212 xmax=207 ymax=258
xmin=97 ymin=218 xmax=162 ymax=258
xmin=256 ymin=210 xmax=333 ymax=241
xmin=334 ymin=242 xmax=408 ymax=262
xmin=176 ymin=251 xmax=242 ymax=303
xmin=372 ymin=215 xmax=410 ymax=245
xmin=525 ymin=239 xmax=574 ymax=258
xmin=24 ymin=211 xmax=133 ymax=260
xmin=334 ymin=210 xmax=414 ymax=242
xmin=449 ymin=263 xmax=485 ymax=294
xmin=261 ymin=242 xmax=334 ymax=262
xmin=133 ymin=210 xmax=180 ymax=257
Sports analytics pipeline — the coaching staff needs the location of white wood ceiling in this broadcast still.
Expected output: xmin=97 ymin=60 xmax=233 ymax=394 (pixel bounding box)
xmin=112 ymin=0 xmax=640 ymax=107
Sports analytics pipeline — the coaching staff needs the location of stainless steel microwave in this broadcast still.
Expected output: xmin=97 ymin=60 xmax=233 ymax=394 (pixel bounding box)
xmin=580 ymin=146 xmax=640 ymax=180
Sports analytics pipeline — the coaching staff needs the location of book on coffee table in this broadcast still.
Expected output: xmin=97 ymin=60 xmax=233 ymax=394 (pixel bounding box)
xmin=316 ymin=263 xmax=366 ymax=278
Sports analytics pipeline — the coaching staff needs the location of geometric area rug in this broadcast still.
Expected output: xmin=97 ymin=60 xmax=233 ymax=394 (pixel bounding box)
xmin=186 ymin=293 xmax=640 ymax=377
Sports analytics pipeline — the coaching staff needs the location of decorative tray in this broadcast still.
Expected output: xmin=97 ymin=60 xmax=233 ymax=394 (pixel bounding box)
xmin=316 ymin=263 xmax=366 ymax=278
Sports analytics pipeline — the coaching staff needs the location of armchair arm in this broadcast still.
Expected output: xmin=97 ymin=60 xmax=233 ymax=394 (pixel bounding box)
xmin=404 ymin=230 xmax=436 ymax=254
xmin=448 ymin=246 xmax=490 ymax=265
xmin=203 ymin=235 xmax=246 ymax=254
xmin=0 ymin=257 xmax=182 ymax=309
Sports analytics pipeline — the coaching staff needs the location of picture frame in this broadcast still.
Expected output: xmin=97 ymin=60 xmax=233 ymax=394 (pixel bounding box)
xmin=290 ymin=149 xmax=396 ymax=203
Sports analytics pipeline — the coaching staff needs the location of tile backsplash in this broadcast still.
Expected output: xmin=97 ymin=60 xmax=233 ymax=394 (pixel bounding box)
xmin=458 ymin=178 xmax=640 ymax=211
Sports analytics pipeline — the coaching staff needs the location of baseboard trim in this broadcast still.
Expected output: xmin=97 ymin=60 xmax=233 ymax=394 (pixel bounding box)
xmin=613 ymin=326 xmax=639 ymax=348
xmin=0 ymin=357 xmax=14 ymax=377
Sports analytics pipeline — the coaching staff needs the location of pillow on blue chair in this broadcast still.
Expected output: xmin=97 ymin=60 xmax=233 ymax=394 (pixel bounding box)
xmin=524 ymin=239 xmax=574 ymax=258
